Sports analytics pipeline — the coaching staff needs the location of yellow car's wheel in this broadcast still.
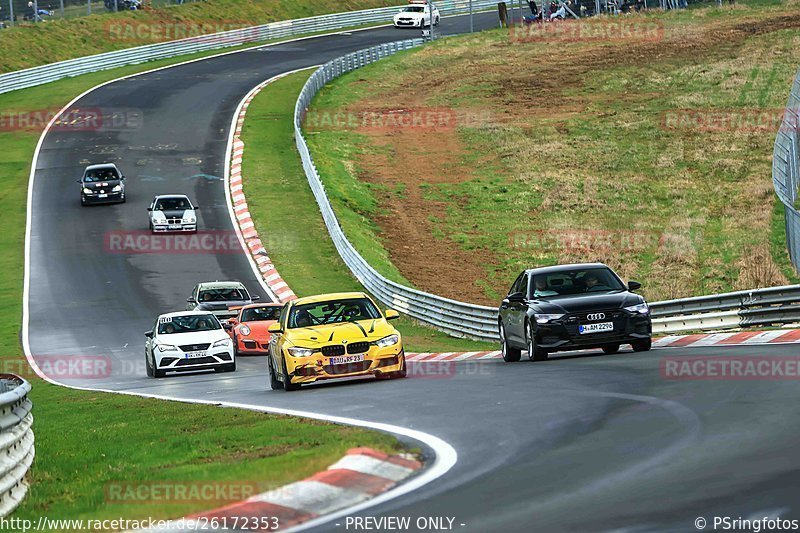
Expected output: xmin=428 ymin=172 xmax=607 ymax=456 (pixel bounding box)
xmin=282 ymin=358 xmax=301 ymax=391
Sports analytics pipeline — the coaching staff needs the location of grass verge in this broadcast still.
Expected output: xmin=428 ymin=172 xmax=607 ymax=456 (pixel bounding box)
xmin=302 ymin=3 xmax=800 ymax=305
xmin=239 ymin=69 xmax=495 ymax=353
xmin=1 ymin=34 xmax=404 ymax=523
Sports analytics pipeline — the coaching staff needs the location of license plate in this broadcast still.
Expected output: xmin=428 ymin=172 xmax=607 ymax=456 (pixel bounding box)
xmin=98 ymin=193 xmax=108 ymax=198
xmin=168 ymin=224 xmax=182 ymax=230
xmin=579 ymin=322 xmax=614 ymax=334
xmin=329 ymin=354 xmax=365 ymax=365
xmin=185 ymin=350 xmax=206 ymax=359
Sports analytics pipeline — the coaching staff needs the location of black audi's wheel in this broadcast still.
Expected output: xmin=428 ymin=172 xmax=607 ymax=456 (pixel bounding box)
xmin=602 ymin=344 xmax=620 ymax=355
xmin=527 ymin=322 xmax=548 ymax=361
xmin=632 ymin=338 xmax=652 ymax=352
xmin=500 ymin=324 xmax=521 ymax=362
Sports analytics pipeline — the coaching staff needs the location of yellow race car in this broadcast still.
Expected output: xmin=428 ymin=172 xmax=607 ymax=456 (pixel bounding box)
xmin=266 ymin=292 xmax=406 ymax=391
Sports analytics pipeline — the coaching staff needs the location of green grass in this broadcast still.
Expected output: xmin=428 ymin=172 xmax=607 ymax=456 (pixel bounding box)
xmin=239 ymin=70 xmax=494 ymax=353
xmin=0 ymin=0 xmax=402 ymax=73
xmin=0 ymin=33 xmax=406 ymax=525
xmin=300 ymin=4 xmax=800 ymax=304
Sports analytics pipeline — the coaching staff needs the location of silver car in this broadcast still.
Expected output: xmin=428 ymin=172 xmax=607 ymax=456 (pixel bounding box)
xmin=147 ymin=194 xmax=198 ymax=232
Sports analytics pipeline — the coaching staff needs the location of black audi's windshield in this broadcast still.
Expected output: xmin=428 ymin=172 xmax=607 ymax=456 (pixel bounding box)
xmin=530 ymin=267 xmax=625 ymax=298
xmin=288 ymin=298 xmax=381 ymax=329
xmin=158 ymin=314 xmax=221 ymax=335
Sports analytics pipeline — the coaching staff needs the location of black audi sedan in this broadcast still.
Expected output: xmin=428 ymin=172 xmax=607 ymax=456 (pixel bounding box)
xmin=498 ymin=263 xmax=652 ymax=362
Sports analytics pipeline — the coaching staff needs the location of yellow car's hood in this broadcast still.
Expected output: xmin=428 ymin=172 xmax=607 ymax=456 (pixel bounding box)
xmin=286 ymin=319 xmax=396 ymax=346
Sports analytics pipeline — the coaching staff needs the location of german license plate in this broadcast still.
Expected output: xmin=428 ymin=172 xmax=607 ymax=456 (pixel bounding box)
xmin=579 ymin=322 xmax=614 ymax=334
xmin=98 ymin=193 xmax=108 ymax=198
xmin=168 ymin=224 xmax=182 ymax=230
xmin=329 ymin=354 xmax=365 ymax=365
xmin=185 ymin=350 xmax=206 ymax=359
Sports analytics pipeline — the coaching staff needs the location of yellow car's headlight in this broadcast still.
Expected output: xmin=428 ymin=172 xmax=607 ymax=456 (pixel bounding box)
xmin=287 ymin=347 xmax=314 ymax=357
xmin=373 ymin=334 xmax=399 ymax=348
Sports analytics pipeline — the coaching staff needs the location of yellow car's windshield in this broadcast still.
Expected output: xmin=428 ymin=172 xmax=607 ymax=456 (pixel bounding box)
xmin=288 ymin=298 xmax=381 ymax=329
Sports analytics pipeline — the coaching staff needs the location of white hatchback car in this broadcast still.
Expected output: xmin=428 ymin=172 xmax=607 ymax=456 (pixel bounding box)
xmin=393 ymin=0 xmax=440 ymax=27
xmin=144 ymin=311 xmax=235 ymax=377
xmin=147 ymin=194 xmax=199 ymax=232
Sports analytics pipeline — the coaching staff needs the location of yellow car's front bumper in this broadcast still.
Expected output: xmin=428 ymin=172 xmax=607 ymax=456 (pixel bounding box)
xmin=285 ymin=345 xmax=405 ymax=384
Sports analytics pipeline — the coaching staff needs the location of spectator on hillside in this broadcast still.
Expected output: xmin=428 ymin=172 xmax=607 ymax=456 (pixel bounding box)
xmin=549 ymin=1 xmax=566 ymax=19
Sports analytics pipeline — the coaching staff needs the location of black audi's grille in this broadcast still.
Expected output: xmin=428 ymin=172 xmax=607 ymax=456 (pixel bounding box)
xmin=175 ymin=356 xmax=216 ymax=366
xmin=179 ymin=343 xmax=210 ymax=351
xmin=347 ymin=342 xmax=370 ymax=354
xmin=565 ymin=310 xmax=621 ymax=323
xmin=324 ymin=361 xmax=371 ymax=375
xmin=322 ymin=345 xmax=346 ymax=357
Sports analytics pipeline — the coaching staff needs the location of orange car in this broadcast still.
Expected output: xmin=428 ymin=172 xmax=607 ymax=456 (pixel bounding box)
xmin=225 ymin=303 xmax=283 ymax=355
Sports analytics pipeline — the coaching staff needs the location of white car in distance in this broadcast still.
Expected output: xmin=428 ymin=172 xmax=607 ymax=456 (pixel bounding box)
xmin=393 ymin=0 xmax=440 ymax=28
xmin=147 ymin=194 xmax=199 ymax=233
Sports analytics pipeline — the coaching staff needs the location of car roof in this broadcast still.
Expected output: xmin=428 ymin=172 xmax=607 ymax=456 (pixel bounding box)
xmin=84 ymin=163 xmax=118 ymax=171
xmin=292 ymin=292 xmax=369 ymax=306
xmin=158 ymin=310 xmax=216 ymax=319
xmin=525 ymin=263 xmax=610 ymax=276
xmin=153 ymin=194 xmax=191 ymax=201
xmin=197 ymin=281 xmax=247 ymax=289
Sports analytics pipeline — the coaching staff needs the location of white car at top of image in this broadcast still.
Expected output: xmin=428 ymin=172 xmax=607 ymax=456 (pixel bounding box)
xmin=393 ymin=0 xmax=440 ymax=27
xmin=144 ymin=311 xmax=235 ymax=378
xmin=147 ymin=194 xmax=199 ymax=233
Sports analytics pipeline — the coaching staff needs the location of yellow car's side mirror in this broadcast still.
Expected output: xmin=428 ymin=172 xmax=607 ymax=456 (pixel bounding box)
xmin=268 ymin=323 xmax=283 ymax=333
xmin=385 ymin=309 xmax=400 ymax=320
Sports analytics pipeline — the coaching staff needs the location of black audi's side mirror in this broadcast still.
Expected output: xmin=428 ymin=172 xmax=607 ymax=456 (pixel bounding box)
xmin=628 ymin=280 xmax=642 ymax=291
xmin=507 ymin=292 xmax=526 ymax=303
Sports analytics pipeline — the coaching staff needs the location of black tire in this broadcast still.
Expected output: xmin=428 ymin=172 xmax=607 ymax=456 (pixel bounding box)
xmin=81 ymin=197 xmax=87 ymax=207
xmin=268 ymin=356 xmax=283 ymax=390
xmin=500 ymin=324 xmax=521 ymax=362
xmin=232 ymin=335 xmax=239 ymax=358
xmin=434 ymin=16 xmax=440 ymax=25
xmin=145 ymin=350 xmax=154 ymax=377
xmin=602 ymin=344 xmax=620 ymax=355
xmin=393 ymin=354 xmax=408 ymax=378
xmin=527 ymin=322 xmax=548 ymax=361
xmin=282 ymin=358 xmax=301 ymax=391
xmin=153 ymin=356 xmax=166 ymax=378
xmin=632 ymin=338 xmax=652 ymax=352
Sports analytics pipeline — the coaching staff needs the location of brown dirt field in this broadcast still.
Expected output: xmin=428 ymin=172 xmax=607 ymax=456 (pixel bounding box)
xmin=339 ymin=11 xmax=800 ymax=305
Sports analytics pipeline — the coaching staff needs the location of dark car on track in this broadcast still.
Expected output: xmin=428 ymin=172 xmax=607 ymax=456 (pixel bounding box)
xmin=498 ymin=263 xmax=652 ymax=362
xmin=78 ymin=163 xmax=126 ymax=206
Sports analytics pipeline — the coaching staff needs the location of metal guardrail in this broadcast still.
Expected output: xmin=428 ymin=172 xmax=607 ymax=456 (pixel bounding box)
xmin=0 ymin=374 xmax=34 ymax=517
xmin=0 ymin=0 xmax=501 ymax=95
xmin=773 ymin=69 xmax=800 ymax=272
xmin=294 ymin=40 xmax=800 ymax=340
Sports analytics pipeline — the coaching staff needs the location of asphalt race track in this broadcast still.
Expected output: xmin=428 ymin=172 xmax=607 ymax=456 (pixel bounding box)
xmin=25 ymin=11 xmax=800 ymax=532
